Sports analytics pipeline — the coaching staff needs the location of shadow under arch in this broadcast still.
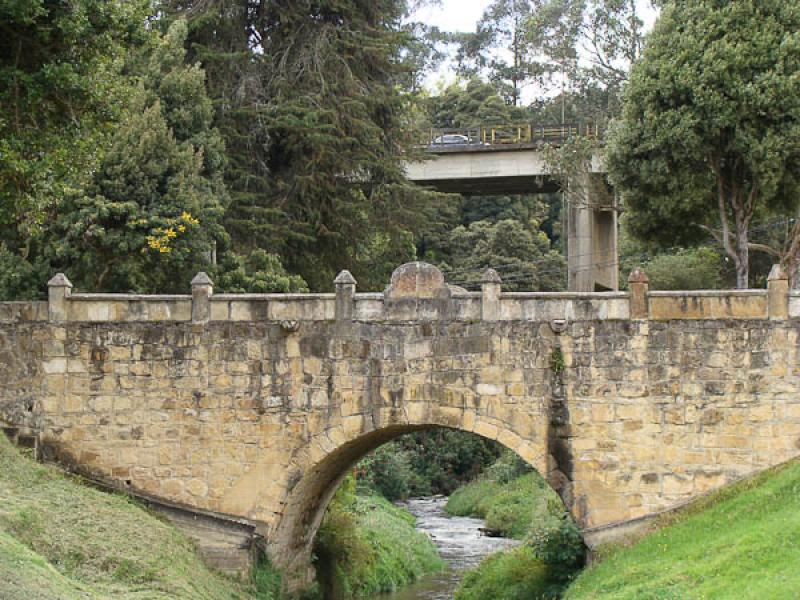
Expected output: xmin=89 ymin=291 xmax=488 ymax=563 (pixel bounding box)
xmin=269 ymin=412 xmax=558 ymax=590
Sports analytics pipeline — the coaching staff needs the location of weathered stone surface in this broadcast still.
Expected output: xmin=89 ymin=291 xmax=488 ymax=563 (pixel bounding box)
xmin=1 ymin=267 xmax=799 ymax=587
xmin=384 ymin=262 xmax=448 ymax=299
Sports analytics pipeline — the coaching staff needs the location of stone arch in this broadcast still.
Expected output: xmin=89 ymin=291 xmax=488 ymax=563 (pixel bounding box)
xmin=264 ymin=405 xmax=552 ymax=588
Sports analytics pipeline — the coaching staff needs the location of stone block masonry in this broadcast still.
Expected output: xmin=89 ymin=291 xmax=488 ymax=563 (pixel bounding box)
xmin=1 ymin=262 xmax=799 ymax=588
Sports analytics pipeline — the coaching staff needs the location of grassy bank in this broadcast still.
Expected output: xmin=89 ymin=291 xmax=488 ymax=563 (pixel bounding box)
xmin=314 ymin=477 xmax=444 ymax=598
xmin=446 ymin=472 xmax=555 ymax=539
xmin=0 ymin=434 xmax=267 ymax=599
xmin=565 ymin=460 xmax=800 ymax=600
xmin=448 ymin=452 xmax=584 ymax=600
xmin=445 ymin=452 xmax=565 ymax=539
xmin=456 ymin=545 xmax=561 ymax=600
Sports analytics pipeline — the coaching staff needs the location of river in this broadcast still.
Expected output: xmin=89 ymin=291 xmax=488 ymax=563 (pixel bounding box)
xmin=377 ymin=497 xmax=520 ymax=600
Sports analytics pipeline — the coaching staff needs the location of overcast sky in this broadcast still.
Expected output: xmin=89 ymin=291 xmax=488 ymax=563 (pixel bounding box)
xmin=412 ymin=0 xmax=660 ymax=99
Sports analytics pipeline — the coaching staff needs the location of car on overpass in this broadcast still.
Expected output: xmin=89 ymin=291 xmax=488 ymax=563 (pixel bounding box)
xmin=429 ymin=133 xmax=485 ymax=148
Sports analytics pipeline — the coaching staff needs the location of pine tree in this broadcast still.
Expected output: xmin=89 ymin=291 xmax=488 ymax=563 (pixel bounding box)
xmin=0 ymin=0 xmax=149 ymax=298
xmin=164 ymin=0 xmax=436 ymax=291
xmin=54 ymin=20 xmax=227 ymax=293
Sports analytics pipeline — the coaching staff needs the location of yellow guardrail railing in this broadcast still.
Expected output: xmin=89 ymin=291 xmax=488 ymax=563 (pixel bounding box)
xmin=427 ymin=122 xmax=603 ymax=148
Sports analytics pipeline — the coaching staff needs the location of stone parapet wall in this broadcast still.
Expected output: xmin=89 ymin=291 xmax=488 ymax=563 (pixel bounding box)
xmin=0 ymin=267 xmax=792 ymax=324
xmin=210 ymin=294 xmax=336 ymax=322
xmin=67 ymin=295 xmax=192 ymax=322
xmin=0 ymin=301 xmax=48 ymax=322
xmin=648 ymin=290 xmax=769 ymax=320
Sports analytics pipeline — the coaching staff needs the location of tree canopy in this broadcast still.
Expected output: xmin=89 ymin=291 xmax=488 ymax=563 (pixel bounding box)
xmin=0 ymin=0 xmax=150 ymax=296
xmin=53 ymin=20 xmax=228 ymax=293
xmin=607 ymin=0 xmax=800 ymax=287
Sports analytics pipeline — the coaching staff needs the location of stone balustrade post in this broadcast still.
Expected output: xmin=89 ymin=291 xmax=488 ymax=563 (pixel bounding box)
xmin=480 ymin=268 xmax=502 ymax=322
xmin=628 ymin=268 xmax=649 ymax=320
xmin=191 ymin=272 xmax=214 ymax=324
xmin=47 ymin=273 xmax=73 ymax=322
xmin=767 ymin=264 xmax=789 ymax=319
xmin=334 ymin=270 xmax=357 ymax=321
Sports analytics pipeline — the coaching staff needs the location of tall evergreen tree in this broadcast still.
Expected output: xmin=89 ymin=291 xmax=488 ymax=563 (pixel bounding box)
xmin=455 ymin=0 xmax=543 ymax=106
xmin=0 ymin=0 xmax=149 ymax=298
xmin=164 ymin=0 xmax=437 ymax=291
xmin=608 ymin=0 xmax=800 ymax=288
xmin=53 ymin=20 xmax=228 ymax=292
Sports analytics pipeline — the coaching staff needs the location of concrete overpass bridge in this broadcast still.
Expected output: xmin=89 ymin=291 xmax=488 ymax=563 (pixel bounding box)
xmin=405 ymin=123 xmax=617 ymax=293
xmin=2 ymin=264 xmax=800 ymax=589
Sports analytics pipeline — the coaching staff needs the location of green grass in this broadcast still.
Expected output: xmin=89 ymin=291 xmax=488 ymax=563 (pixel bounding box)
xmin=446 ymin=472 xmax=561 ymax=539
xmin=565 ymin=460 xmax=800 ymax=600
xmin=0 ymin=434 xmax=258 ymax=599
xmin=455 ymin=545 xmax=559 ymax=600
xmin=315 ymin=481 xmax=444 ymax=598
xmin=448 ymin=453 xmax=585 ymax=600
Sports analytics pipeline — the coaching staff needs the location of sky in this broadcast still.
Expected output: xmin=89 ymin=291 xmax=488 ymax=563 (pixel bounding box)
xmin=411 ymin=0 xmax=660 ymax=100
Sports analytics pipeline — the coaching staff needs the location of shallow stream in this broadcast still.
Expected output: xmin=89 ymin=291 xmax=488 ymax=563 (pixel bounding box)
xmin=376 ymin=496 xmax=520 ymax=600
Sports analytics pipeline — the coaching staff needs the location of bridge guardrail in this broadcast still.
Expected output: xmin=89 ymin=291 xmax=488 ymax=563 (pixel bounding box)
xmin=425 ymin=122 xmax=603 ymax=148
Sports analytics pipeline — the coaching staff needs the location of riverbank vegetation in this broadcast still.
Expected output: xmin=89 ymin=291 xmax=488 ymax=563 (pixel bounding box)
xmin=313 ymin=476 xmax=443 ymax=599
xmin=0 ymin=434 xmax=263 ymax=599
xmin=446 ymin=451 xmax=584 ymax=599
xmin=446 ymin=451 xmax=544 ymax=538
xmin=565 ymin=459 xmax=800 ymax=599
xmin=311 ymin=429 xmax=515 ymax=598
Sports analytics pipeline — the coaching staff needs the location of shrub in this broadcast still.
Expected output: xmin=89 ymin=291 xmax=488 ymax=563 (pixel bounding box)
xmin=445 ymin=479 xmax=501 ymax=518
xmin=529 ymin=516 xmax=586 ymax=584
xmin=645 ymin=247 xmax=724 ymax=291
xmin=484 ymin=449 xmax=533 ymax=484
xmin=456 ymin=545 xmax=560 ymax=600
xmin=314 ymin=478 xmax=443 ymax=598
xmin=252 ymin=555 xmax=283 ymax=600
xmin=446 ymin=472 xmax=555 ymax=539
xmin=356 ymin=445 xmax=412 ymax=501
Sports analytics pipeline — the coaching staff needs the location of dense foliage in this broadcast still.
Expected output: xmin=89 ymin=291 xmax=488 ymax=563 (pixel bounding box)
xmin=54 ymin=20 xmax=228 ymax=293
xmin=0 ymin=0 xmax=148 ymax=297
xmin=608 ymin=0 xmax=800 ymax=287
xmin=357 ymin=429 xmax=505 ymax=500
xmin=314 ymin=475 xmax=443 ymax=598
xmin=448 ymin=451 xmax=585 ymax=599
xmin=156 ymin=0 xmax=441 ymax=293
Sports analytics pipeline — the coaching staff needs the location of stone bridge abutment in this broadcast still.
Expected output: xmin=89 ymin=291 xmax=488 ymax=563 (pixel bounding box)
xmin=2 ymin=262 xmax=800 ymax=583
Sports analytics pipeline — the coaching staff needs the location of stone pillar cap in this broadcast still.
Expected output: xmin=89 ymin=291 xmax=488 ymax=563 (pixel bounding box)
xmin=334 ymin=270 xmax=357 ymax=286
xmin=480 ymin=268 xmax=502 ymax=284
xmin=191 ymin=272 xmax=214 ymax=287
xmin=628 ymin=267 xmax=649 ymax=284
xmin=48 ymin=273 xmax=73 ymax=288
xmin=768 ymin=264 xmax=788 ymax=281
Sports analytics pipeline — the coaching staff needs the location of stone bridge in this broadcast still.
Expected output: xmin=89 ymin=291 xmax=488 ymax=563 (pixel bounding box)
xmin=2 ymin=263 xmax=800 ymax=587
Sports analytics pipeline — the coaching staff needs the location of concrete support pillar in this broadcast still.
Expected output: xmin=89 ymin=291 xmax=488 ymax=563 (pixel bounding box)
xmin=566 ymin=173 xmax=618 ymax=292
xmin=481 ymin=268 xmax=502 ymax=322
xmin=47 ymin=273 xmax=73 ymax=322
xmin=191 ymin=272 xmax=214 ymax=324
xmin=628 ymin=268 xmax=649 ymax=320
xmin=334 ymin=270 xmax=357 ymax=321
xmin=767 ymin=264 xmax=789 ymax=319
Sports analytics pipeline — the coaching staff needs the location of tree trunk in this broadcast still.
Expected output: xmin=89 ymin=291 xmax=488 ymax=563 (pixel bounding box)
xmin=735 ymin=224 xmax=749 ymax=289
xmin=713 ymin=160 xmax=753 ymax=289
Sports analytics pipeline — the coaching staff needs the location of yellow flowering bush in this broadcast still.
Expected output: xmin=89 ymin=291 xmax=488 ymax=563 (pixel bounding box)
xmin=143 ymin=212 xmax=200 ymax=254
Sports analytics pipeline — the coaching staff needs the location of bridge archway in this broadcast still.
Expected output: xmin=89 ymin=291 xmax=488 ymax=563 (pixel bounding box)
xmin=257 ymin=404 xmax=554 ymax=586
